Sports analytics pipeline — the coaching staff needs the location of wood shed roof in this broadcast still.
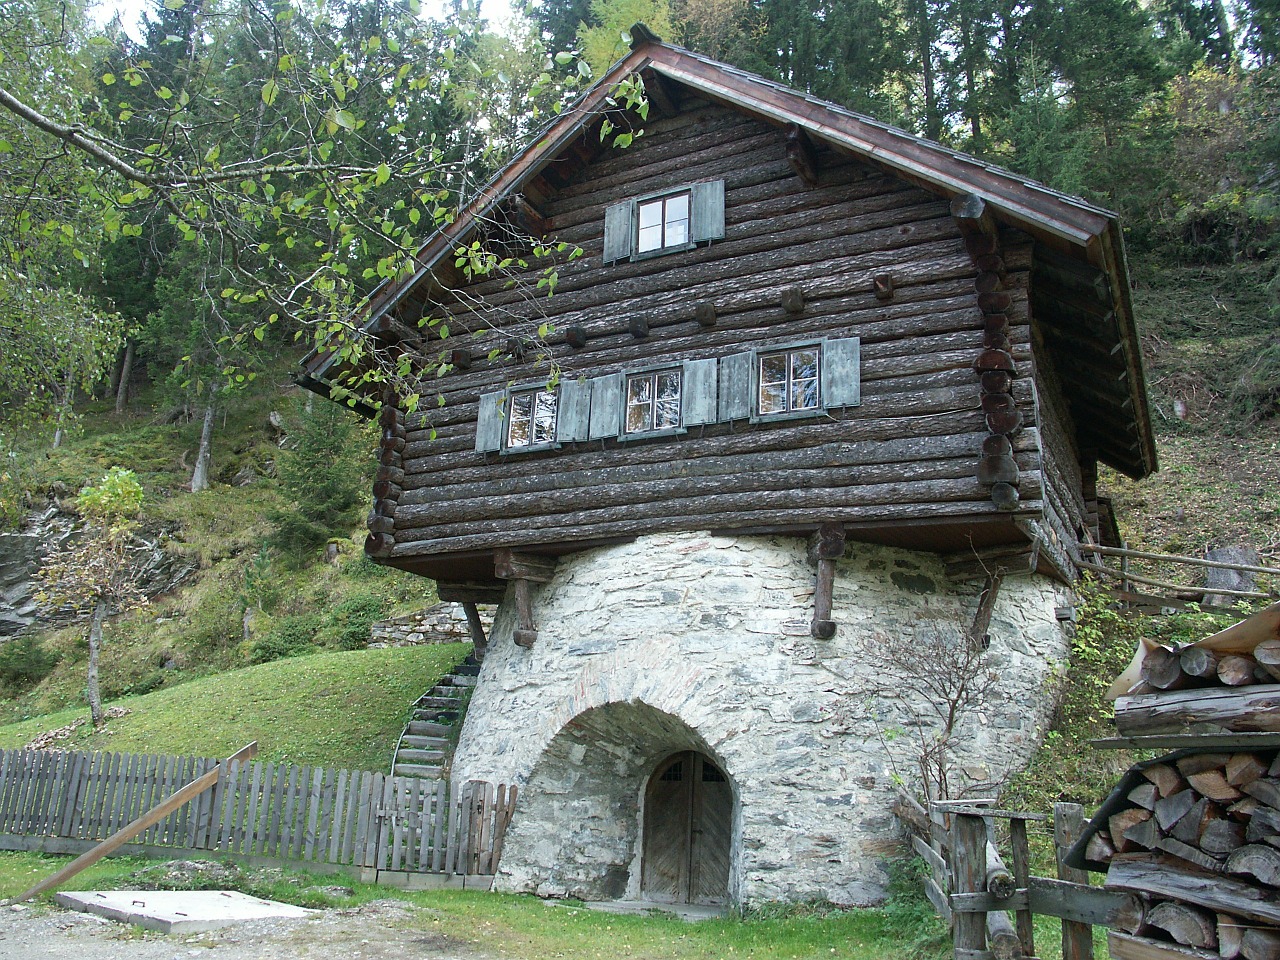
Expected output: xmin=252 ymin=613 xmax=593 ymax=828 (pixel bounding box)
xmin=303 ymin=25 xmax=1156 ymax=479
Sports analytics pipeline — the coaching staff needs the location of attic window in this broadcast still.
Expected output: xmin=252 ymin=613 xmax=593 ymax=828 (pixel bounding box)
xmin=625 ymin=369 xmax=682 ymax=434
xmin=637 ymin=192 xmax=690 ymax=254
xmin=603 ymin=180 xmax=726 ymax=263
xmin=507 ymin=388 xmax=558 ymax=448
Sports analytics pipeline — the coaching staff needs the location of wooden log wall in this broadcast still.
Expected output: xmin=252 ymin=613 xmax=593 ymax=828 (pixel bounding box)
xmin=372 ymin=100 xmax=1054 ymax=571
xmin=0 ymin=748 xmax=515 ymax=878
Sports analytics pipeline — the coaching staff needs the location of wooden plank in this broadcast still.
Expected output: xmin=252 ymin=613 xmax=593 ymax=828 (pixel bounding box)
xmin=389 ymin=778 xmax=407 ymax=872
xmin=950 ymin=813 xmax=988 ymax=955
xmin=0 ymin=750 xmax=17 ymax=832
xmin=1027 ymin=877 xmax=1143 ymax=928
xmin=305 ymin=767 xmax=324 ymax=862
xmin=315 ymin=768 xmax=336 ymax=864
xmin=375 ymin=775 xmax=396 ymax=871
xmin=353 ymin=772 xmax=375 ymax=868
xmin=415 ymin=779 xmax=433 ymax=872
xmin=431 ymin=778 xmax=447 ymax=873
xmin=266 ymin=761 xmax=286 ymax=857
xmin=925 ymin=873 xmax=953 ymax=923
xmin=445 ymin=780 xmax=461 ymax=875
xmin=1107 ymin=931 xmax=1221 ymax=960
xmin=491 ymin=784 xmax=516 ymax=872
xmin=1094 ymin=733 xmax=1280 ymax=751
xmin=1114 ymin=686 xmax=1280 ymax=737
xmin=1009 ymin=817 xmax=1036 ymax=957
xmin=242 ymin=761 xmax=263 ymax=857
xmin=292 ymin=765 xmax=313 ymax=861
xmin=56 ymin=752 xmax=86 ymax=839
xmin=1055 ymin=802 xmax=1094 ymax=960
xmin=333 ymin=770 xmax=354 ymax=865
xmin=1105 ymin=856 xmax=1280 ymax=926
xmin=4 ymin=743 xmax=257 ymax=905
xmin=478 ymin=782 xmax=495 ymax=875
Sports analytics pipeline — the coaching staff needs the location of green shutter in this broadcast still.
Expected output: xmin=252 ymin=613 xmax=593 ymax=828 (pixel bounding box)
xmin=588 ymin=373 xmax=622 ymax=439
xmin=718 ymin=351 xmax=753 ymax=421
xmin=475 ymin=391 xmax=505 ymax=452
xmin=681 ymin=358 xmax=718 ymax=426
xmin=691 ymin=180 xmax=726 ymax=243
xmin=556 ymin=379 xmax=591 ymax=442
xmin=602 ymin=201 xmax=633 ymax=263
xmin=823 ymin=337 xmax=861 ymax=408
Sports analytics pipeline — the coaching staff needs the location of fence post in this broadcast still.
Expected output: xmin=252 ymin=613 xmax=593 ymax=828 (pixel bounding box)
xmin=1055 ymin=802 xmax=1094 ymax=960
xmin=950 ymin=811 xmax=988 ymax=960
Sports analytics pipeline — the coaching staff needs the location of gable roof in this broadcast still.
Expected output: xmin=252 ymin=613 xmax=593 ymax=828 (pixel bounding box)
xmin=302 ymin=26 xmax=1156 ymax=479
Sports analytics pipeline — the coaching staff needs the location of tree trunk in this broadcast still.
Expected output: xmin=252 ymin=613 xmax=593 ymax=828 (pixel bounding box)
xmin=87 ymin=597 xmax=106 ymax=729
xmin=190 ymin=395 xmax=216 ymax=492
xmin=115 ymin=338 xmax=135 ymax=414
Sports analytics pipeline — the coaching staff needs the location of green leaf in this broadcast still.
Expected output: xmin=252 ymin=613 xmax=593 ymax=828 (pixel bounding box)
xmin=163 ymin=0 xmax=185 ymax=9
xmin=261 ymin=78 xmax=279 ymax=106
xmin=157 ymin=86 xmax=173 ymax=100
xmin=335 ymin=109 xmax=357 ymax=130
xmin=374 ymin=163 xmax=390 ymax=185
xmin=101 ymin=72 xmax=116 ymax=85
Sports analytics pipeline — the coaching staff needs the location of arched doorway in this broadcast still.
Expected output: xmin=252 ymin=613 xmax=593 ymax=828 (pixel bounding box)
xmin=641 ymin=752 xmax=732 ymax=904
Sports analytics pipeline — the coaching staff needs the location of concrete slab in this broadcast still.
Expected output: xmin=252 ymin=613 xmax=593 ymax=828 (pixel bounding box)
xmin=54 ymin=890 xmax=318 ymax=934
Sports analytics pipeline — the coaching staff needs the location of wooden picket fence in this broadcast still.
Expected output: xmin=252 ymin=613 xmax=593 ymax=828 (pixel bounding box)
xmin=0 ymin=748 xmax=516 ymax=881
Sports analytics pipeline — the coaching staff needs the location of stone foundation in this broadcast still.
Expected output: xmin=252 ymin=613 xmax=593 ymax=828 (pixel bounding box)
xmin=451 ymin=532 xmax=1071 ymax=906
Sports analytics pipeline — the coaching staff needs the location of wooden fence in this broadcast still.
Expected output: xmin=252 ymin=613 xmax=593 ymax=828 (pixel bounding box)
xmin=0 ymin=748 xmax=516 ymax=882
xmin=895 ymin=793 xmax=1141 ymax=960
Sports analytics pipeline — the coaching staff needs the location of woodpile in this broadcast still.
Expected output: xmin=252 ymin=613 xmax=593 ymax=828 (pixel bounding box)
xmin=1078 ymin=604 xmax=1280 ymax=959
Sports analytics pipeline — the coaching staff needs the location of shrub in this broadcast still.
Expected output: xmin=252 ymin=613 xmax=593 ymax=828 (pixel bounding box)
xmin=313 ymin=594 xmax=386 ymax=651
xmin=0 ymin=634 xmax=61 ymax=691
xmin=248 ymin=614 xmax=321 ymax=664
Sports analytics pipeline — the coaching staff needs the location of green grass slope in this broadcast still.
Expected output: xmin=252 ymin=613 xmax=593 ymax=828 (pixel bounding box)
xmin=0 ymin=643 xmax=468 ymax=770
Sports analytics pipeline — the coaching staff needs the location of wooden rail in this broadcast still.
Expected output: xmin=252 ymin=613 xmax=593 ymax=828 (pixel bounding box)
xmin=1078 ymin=544 xmax=1279 ymax=608
xmin=0 ymin=748 xmax=515 ymax=880
xmin=895 ymin=793 xmax=1141 ymax=960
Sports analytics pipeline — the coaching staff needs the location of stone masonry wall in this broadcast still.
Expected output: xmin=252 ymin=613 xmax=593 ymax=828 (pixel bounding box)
xmin=451 ymin=532 xmax=1072 ymax=907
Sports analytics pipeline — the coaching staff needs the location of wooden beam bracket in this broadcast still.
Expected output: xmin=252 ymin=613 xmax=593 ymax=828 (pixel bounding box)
xmin=786 ymin=124 xmax=821 ymax=186
xmin=495 ymin=549 xmax=556 ymax=648
xmin=808 ymin=523 xmax=846 ymax=639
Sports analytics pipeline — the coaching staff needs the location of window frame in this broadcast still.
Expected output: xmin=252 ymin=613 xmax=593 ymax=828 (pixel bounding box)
xmin=750 ymin=341 xmax=826 ymax=424
xmin=620 ymin=364 xmax=687 ymax=440
xmin=501 ymin=383 xmax=560 ymax=454
xmin=633 ymin=189 xmax=693 ymax=260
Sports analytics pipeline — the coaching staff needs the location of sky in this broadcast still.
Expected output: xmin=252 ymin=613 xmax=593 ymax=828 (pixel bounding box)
xmin=89 ymin=1 xmax=518 ymax=42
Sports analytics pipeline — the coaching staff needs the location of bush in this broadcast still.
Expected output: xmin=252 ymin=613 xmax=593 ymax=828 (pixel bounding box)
xmin=0 ymin=634 xmax=61 ymax=691
xmin=248 ymin=614 xmax=321 ymax=664
xmin=313 ymin=594 xmax=386 ymax=651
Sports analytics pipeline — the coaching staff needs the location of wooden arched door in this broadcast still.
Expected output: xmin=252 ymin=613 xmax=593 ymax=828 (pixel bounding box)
xmin=640 ymin=752 xmax=732 ymax=904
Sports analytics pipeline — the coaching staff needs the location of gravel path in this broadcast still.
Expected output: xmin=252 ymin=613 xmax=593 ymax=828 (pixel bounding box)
xmin=0 ymin=899 xmax=492 ymax=960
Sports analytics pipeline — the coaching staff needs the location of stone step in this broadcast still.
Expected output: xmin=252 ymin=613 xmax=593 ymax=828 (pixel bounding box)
xmin=407 ymin=720 xmax=451 ymax=737
xmin=397 ymin=748 xmax=446 ymax=763
xmin=455 ymin=663 xmax=481 ymax=676
xmin=393 ymin=763 xmax=445 ymax=779
xmin=416 ymin=696 xmax=462 ymax=710
xmin=400 ymin=735 xmax=449 ymax=751
xmin=445 ymin=675 xmax=478 ymax=687
xmin=414 ymin=709 xmax=460 ymax=724
xmin=429 ymin=685 xmax=466 ymax=698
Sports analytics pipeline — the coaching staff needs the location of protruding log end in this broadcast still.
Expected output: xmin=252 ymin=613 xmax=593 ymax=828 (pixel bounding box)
xmin=629 ymin=316 xmax=650 ymax=339
xmin=694 ymin=302 xmax=717 ymax=327
xmin=981 ymin=434 xmax=1013 ymax=457
xmin=983 ymin=394 xmax=1023 ymax=435
xmin=977 ymin=455 xmax=1020 ymax=486
xmin=974 ymin=349 xmax=1017 ymax=374
xmin=365 ymin=532 xmax=394 ymax=557
xmin=811 ymin=619 xmax=837 ymax=640
xmin=514 ymin=629 xmax=538 ymax=649
xmin=978 ymin=290 xmax=1012 ymax=315
xmin=781 ymin=286 xmax=806 ymax=316
xmin=991 ymin=483 xmax=1020 ymax=511
xmin=565 ymin=326 xmax=588 ymax=348
xmin=873 ymin=274 xmax=895 ymax=301
xmin=448 ymin=348 xmax=472 ymax=370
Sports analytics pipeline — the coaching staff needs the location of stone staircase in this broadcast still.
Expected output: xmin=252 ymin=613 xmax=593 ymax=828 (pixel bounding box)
xmin=390 ymin=653 xmax=481 ymax=779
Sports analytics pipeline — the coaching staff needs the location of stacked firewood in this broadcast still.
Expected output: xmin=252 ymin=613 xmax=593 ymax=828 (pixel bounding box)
xmin=1086 ymin=748 xmax=1280 ymax=958
xmin=1131 ymin=640 xmax=1280 ymax=697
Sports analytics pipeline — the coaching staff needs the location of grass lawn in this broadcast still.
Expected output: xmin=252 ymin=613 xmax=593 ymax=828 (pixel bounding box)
xmin=0 ymin=644 xmax=469 ymax=770
xmin=0 ymin=850 xmax=956 ymax=960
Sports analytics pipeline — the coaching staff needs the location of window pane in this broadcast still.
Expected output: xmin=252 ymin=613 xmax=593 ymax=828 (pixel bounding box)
xmin=657 ymin=371 xmax=681 ymax=400
xmin=638 ymin=200 xmax=663 ymax=229
xmin=656 ymin=398 xmax=681 ymax=428
xmin=666 ymin=218 xmax=688 ymax=246
xmin=791 ymin=349 xmax=819 ymax=381
xmin=626 ymin=402 xmax=652 ymax=433
xmin=760 ymin=383 xmax=785 ymax=414
xmin=794 ymin=377 xmax=819 ymax=410
xmin=665 ymin=193 xmax=689 ymax=223
xmin=637 ymin=224 xmax=662 ymax=253
xmin=508 ymin=393 xmax=532 ymax=446
xmin=760 ymin=353 xmax=787 ymax=386
xmin=533 ymin=391 xmax=557 ymax=442
xmin=628 ymin=375 xmax=653 ymax=404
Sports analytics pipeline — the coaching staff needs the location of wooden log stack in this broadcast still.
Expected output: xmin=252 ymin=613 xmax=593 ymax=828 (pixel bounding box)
xmin=1087 ymin=748 xmax=1280 ymax=959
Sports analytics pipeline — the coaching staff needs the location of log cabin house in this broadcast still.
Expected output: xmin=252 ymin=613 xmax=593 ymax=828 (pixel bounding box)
xmin=301 ymin=28 xmax=1156 ymax=908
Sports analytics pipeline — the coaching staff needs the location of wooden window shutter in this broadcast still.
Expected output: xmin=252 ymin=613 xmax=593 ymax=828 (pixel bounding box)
xmin=588 ymin=373 xmax=623 ymax=439
xmin=556 ymin=379 xmax=591 ymax=442
xmin=475 ymin=391 xmax=506 ymax=452
xmin=602 ymin=201 xmax=634 ymax=263
xmin=691 ymin=180 xmax=726 ymax=244
xmin=718 ymin=351 xmax=753 ymax=421
xmin=681 ymin=358 xmax=718 ymax=426
xmin=823 ymin=337 xmax=861 ymax=408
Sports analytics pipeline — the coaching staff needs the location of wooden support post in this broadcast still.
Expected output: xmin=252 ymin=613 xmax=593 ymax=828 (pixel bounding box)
xmin=785 ymin=124 xmax=820 ymax=186
xmin=462 ymin=601 xmax=488 ymax=662
xmin=1009 ymin=817 xmax=1036 ymax=958
xmin=951 ymin=812 xmax=989 ymax=958
xmin=4 ymin=742 xmax=258 ymax=905
xmin=495 ymin=549 xmax=555 ymax=649
xmin=808 ymin=523 xmax=845 ymax=639
xmin=1055 ymin=802 xmax=1094 ymax=960
xmin=969 ymin=574 xmax=1003 ymax=650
